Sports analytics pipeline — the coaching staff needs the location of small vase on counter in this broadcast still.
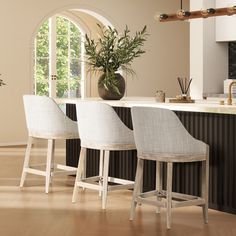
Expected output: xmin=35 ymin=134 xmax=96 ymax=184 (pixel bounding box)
xmin=155 ymin=90 xmax=165 ymax=102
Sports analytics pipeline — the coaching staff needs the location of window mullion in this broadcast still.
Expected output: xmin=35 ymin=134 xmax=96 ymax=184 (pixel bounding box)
xmin=49 ymin=16 xmax=57 ymax=98
xmin=34 ymin=38 xmax=37 ymax=95
xmin=68 ymin=21 xmax=71 ymax=97
xmin=80 ymin=35 xmax=85 ymax=98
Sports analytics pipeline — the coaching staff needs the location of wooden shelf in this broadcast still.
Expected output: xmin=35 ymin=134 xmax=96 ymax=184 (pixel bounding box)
xmin=169 ymin=98 xmax=195 ymax=103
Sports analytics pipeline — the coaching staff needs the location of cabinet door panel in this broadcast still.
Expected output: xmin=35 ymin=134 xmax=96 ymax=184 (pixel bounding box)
xmin=215 ymin=0 xmax=236 ymax=42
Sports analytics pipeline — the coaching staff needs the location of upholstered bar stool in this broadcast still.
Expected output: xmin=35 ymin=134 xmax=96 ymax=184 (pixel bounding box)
xmin=130 ymin=107 xmax=209 ymax=229
xmin=20 ymin=95 xmax=79 ymax=193
xmin=72 ymin=101 xmax=135 ymax=209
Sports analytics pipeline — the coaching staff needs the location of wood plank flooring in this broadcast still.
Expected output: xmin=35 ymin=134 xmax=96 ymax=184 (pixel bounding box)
xmin=0 ymin=147 xmax=236 ymax=236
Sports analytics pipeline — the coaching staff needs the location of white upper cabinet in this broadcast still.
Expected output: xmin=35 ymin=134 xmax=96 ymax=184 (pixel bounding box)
xmin=215 ymin=0 xmax=236 ymax=42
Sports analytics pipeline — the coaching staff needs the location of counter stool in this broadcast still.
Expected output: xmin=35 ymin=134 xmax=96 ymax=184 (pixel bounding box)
xmin=20 ymin=95 xmax=79 ymax=193
xmin=130 ymin=107 xmax=209 ymax=229
xmin=72 ymin=101 xmax=135 ymax=209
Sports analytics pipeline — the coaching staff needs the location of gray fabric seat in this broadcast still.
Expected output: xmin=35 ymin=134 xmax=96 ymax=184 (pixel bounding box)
xmin=130 ymin=106 xmax=209 ymax=229
xmin=20 ymin=95 xmax=79 ymax=193
xmin=72 ymin=101 xmax=135 ymax=209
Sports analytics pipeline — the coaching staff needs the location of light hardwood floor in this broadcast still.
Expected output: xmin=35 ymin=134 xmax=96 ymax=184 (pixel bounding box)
xmin=0 ymin=146 xmax=236 ymax=236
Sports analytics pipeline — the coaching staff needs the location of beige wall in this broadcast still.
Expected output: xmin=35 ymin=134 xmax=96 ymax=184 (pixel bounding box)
xmin=0 ymin=0 xmax=189 ymax=145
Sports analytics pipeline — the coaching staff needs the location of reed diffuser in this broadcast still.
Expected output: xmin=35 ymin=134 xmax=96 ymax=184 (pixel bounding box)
xmin=169 ymin=77 xmax=194 ymax=103
xmin=177 ymin=77 xmax=192 ymax=98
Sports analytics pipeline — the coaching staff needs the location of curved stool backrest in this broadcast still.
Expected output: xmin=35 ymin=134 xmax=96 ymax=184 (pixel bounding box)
xmin=131 ymin=106 xmax=207 ymax=156
xmin=76 ymin=101 xmax=134 ymax=148
xmin=23 ymin=95 xmax=78 ymax=139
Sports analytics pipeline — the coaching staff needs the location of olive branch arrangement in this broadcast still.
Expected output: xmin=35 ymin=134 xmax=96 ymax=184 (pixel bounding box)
xmin=84 ymin=24 xmax=148 ymax=94
xmin=0 ymin=74 xmax=6 ymax=87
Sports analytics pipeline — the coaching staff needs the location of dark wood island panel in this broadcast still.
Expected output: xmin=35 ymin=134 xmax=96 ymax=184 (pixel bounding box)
xmin=66 ymin=104 xmax=236 ymax=214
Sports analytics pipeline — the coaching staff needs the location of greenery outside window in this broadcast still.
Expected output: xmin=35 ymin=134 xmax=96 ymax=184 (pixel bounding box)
xmin=34 ymin=15 xmax=83 ymax=98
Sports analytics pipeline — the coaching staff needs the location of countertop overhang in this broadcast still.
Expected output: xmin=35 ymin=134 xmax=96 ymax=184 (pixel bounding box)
xmin=56 ymin=97 xmax=236 ymax=115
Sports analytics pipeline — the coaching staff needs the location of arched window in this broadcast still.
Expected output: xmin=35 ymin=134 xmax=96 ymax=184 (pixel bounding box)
xmin=34 ymin=15 xmax=84 ymax=98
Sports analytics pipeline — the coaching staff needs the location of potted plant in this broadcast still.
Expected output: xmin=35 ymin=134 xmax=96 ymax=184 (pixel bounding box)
xmin=0 ymin=74 xmax=6 ymax=87
xmin=84 ymin=24 xmax=148 ymax=100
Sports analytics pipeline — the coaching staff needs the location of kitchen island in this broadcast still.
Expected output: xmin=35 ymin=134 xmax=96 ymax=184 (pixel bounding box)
xmin=59 ymin=97 xmax=236 ymax=215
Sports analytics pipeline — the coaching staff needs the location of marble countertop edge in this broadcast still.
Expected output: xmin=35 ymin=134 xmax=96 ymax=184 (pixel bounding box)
xmin=55 ymin=97 xmax=236 ymax=115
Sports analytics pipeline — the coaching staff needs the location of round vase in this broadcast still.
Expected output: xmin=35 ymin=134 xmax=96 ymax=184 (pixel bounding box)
xmin=98 ymin=73 xmax=125 ymax=100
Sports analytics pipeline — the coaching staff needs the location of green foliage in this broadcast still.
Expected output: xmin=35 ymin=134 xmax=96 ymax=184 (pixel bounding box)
xmin=36 ymin=21 xmax=49 ymax=58
xmin=0 ymin=79 xmax=6 ymax=87
xmin=84 ymin=24 xmax=148 ymax=93
xmin=35 ymin=16 xmax=81 ymax=98
xmin=35 ymin=20 xmax=49 ymax=96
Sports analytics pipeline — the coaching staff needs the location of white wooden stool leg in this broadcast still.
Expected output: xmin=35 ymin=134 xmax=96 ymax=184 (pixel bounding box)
xmin=102 ymin=150 xmax=110 ymax=210
xmin=49 ymin=140 xmax=55 ymax=184
xmin=138 ymin=164 xmax=143 ymax=206
xmin=166 ymin=162 xmax=173 ymax=229
xmin=20 ymin=136 xmax=33 ymax=187
xmin=156 ymin=161 xmax=162 ymax=213
xmin=81 ymin=148 xmax=87 ymax=191
xmin=202 ymin=150 xmax=209 ymax=224
xmin=45 ymin=139 xmax=54 ymax=194
xmin=130 ymin=158 xmax=144 ymax=220
xmin=82 ymin=150 xmax=87 ymax=180
xmin=99 ymin=150 xmax=104 ymax=197
xmin=72 ymin=147 xmax=86 ymax=203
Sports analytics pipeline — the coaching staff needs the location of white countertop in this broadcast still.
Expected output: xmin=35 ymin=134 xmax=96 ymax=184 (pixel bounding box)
xmin=56 ymin=97 xmax=236 ymax=115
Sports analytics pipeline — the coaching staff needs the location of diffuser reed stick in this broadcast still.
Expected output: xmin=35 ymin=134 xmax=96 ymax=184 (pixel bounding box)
xmin=177 ymin=77 xmax=192 ymax=95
